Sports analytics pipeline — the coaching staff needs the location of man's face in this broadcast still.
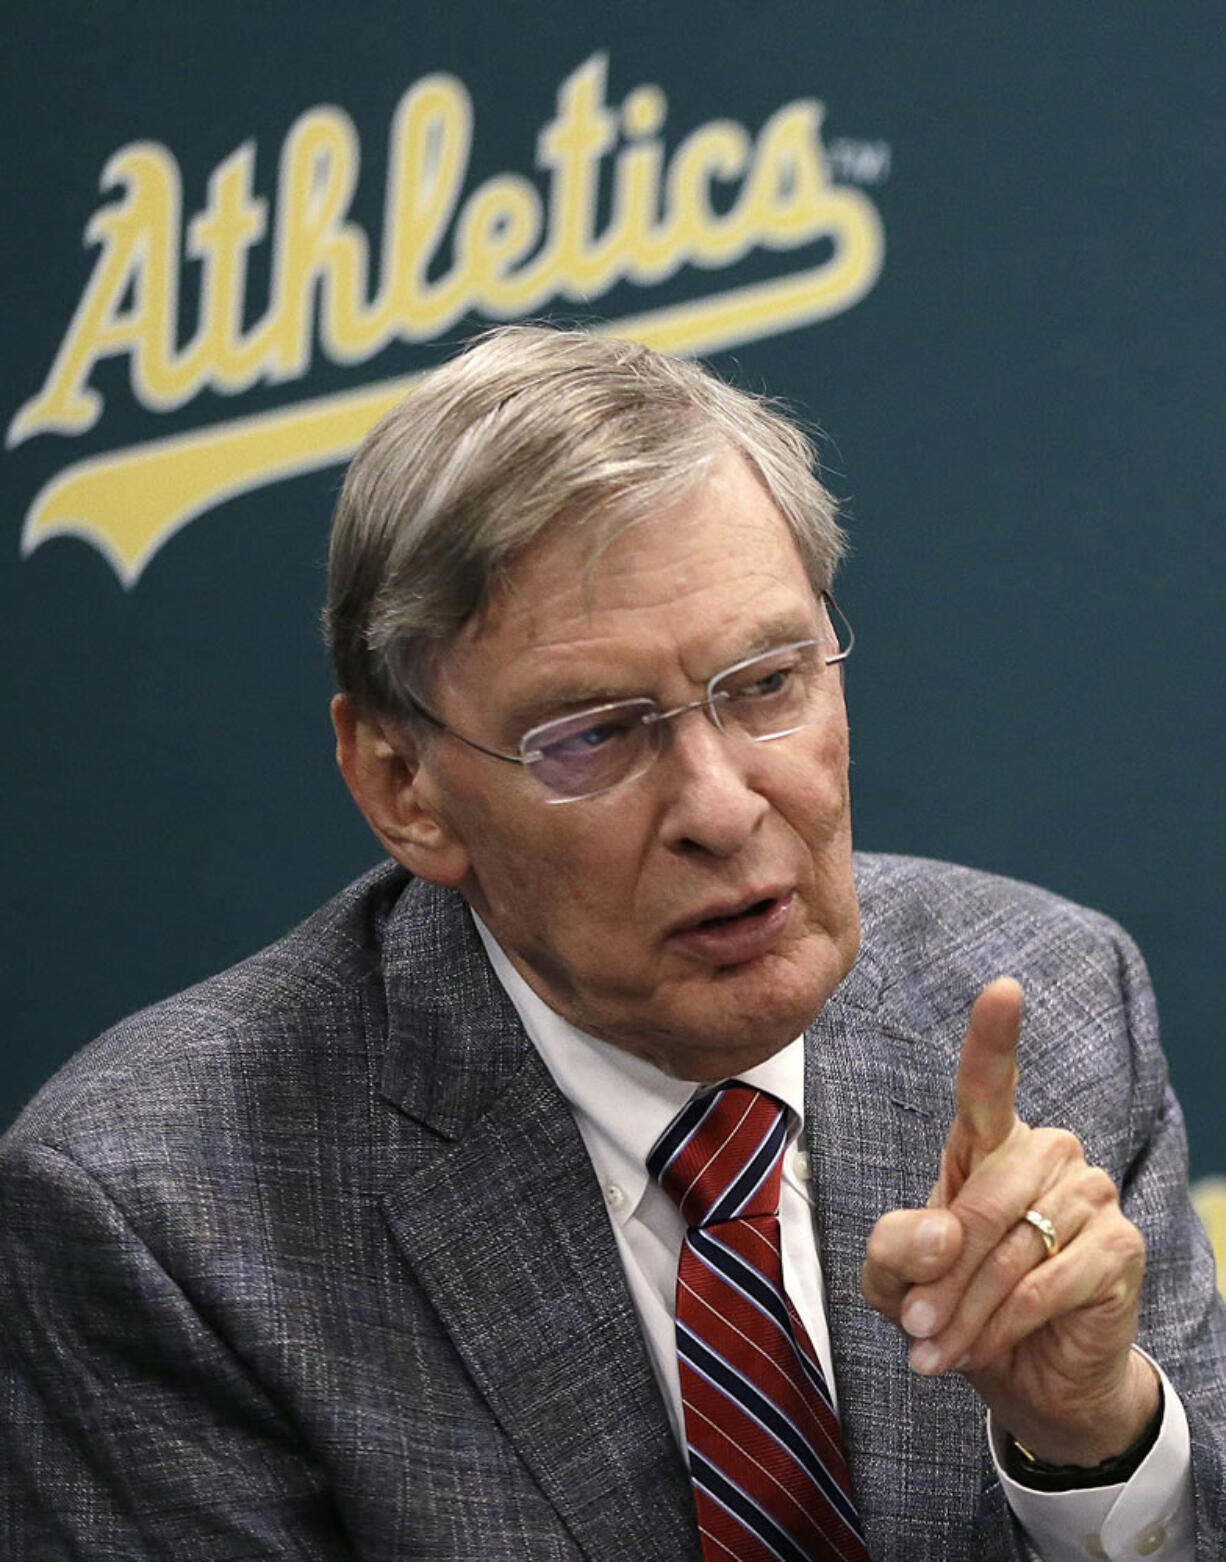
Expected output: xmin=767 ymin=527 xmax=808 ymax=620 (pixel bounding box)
xmin=412 ymin=451 xmax=860 ymax=1080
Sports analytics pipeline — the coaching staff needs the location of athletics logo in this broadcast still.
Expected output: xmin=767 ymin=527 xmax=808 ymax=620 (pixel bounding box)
xmin=8 ymin=55 xmax=885 ymax=585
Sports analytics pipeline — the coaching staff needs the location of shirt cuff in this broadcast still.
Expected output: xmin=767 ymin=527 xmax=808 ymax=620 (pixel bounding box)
xmin=989 ymin=1352 xmax=1193 ymax=1561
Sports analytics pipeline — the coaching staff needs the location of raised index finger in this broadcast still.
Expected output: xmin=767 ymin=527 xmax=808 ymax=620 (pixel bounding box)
xmin=953 ymin=976 xmax=1023 ymax=1161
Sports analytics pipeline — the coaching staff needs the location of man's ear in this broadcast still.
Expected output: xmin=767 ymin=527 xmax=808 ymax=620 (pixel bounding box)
xmin=330 ymin=693 xmax=470 ymax=888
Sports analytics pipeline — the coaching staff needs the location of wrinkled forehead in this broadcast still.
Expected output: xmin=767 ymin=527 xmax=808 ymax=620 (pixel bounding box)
xmin=439 ymin=455 xmax=822 ymax=691
xmin=486 ymin=448 xmax=808 ymax=617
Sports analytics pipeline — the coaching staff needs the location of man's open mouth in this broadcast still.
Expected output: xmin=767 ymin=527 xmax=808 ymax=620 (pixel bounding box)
xmin=698 ymin=897 xmax=776 ymax=928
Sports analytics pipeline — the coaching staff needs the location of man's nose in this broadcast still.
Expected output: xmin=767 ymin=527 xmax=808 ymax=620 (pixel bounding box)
xmin=654 ymin=706 xmax=769 ymax=857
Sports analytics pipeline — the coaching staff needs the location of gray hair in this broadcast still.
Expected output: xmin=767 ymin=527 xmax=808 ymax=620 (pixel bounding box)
xmin=325 ymin=325 xmax=844 ymax=718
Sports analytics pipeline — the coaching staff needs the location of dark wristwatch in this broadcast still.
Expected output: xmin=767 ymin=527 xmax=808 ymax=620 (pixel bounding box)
xmin=1003 ymin=1383 xmax=1165 ymax=1493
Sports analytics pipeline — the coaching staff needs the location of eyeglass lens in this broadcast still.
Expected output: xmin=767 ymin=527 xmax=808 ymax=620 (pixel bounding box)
xmin=523 ymin=637 xmax=834 ymax=800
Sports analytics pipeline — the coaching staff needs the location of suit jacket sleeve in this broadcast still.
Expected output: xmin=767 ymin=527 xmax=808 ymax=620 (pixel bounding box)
xmin=0 ymin=1136 xmax=353 ymax=1560
xmin=823 ymin=856 xmax=1226 ymax=1561
xmin=0 ymin=871 xmax=683 ymax=1562
xmin=1111 ymin=926 xmax=1226 ymax=1557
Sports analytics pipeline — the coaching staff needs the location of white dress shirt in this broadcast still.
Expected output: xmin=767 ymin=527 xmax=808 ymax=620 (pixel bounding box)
xmin=473 ymin=915 xmax=1194 ymax=1561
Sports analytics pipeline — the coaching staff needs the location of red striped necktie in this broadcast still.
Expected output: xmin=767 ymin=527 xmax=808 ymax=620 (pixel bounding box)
xmin=647 ymin=1083 xmax=870 ymax=1562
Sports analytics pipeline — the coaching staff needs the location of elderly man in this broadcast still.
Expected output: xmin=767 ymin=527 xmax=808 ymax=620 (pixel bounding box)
xmin=1 ymin=327 xmax=1223 ymax=1560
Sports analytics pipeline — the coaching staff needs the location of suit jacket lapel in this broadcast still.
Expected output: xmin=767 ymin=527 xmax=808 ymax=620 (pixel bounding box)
xmin=368 ymin=872 xmax=1027 ymax=1560
xmin=375 ymin=881 xmax=699 ymax=1562
xmin=805 ymin=954 xmax=1018 ymax=1559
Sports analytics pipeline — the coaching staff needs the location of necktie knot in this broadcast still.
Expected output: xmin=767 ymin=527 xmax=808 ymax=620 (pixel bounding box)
xmin=647 ymin=1082 xmax=787 ymax=1229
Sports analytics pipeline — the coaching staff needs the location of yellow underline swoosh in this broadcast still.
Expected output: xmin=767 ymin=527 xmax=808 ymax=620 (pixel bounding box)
xmin=20 ymin=237 xmax=883 ymax=587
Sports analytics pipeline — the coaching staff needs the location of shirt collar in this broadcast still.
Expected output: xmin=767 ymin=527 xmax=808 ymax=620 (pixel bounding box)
xmin=472 ymin=912 xmax=807 ymax=1225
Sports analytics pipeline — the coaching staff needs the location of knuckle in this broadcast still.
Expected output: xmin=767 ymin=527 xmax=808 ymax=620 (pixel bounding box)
xmin=1082 ymin=1210 xmax=1147 ymax=1279
xmin=954 ymin=1190 xmax=1012 ymax=1244
xmin=974 ymin=1291 xmax=1035 ymax=1365
xmin=1012 ymin=1274 xmax=1049 ymax=1324
xmin=1011 ymin=1270 xmax=1049 ymax=1321
xmin=986 ymin=1239 xmax=1024 ymax=1289
xmin=1097 ymin=1263 xmax=1144 ymax=1321
xmin=1080 ymin=1164 xmax=1121 ymax=1205
xmin=1034 ymin=1126 xmax=1084 ymax=1164
xmin=1111 ymin=1217 xmax=1147 ymax=1269
xmin=1104 ymin=1272 xmax=1138 ymax=1309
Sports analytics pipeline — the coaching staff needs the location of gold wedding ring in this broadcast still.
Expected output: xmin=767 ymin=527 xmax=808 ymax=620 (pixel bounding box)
xmin=1022 ymin=1208 xmax=1061 ymax=1259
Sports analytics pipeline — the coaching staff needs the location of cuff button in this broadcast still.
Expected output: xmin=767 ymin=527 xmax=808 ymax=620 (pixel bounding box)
xmin=1134 ymin=1521 xmax=1167 ymax=1556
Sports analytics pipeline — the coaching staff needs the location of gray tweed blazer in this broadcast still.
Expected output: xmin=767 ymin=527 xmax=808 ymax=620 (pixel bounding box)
xmin=2 ymin=854 xmax=1224 ymax=1559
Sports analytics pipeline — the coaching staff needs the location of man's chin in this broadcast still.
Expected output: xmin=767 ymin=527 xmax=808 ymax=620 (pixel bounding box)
xmin=628 ymin=960 xmax=845 ymax=1079
xmin=520 ymin=920 xmax=857 ymax=1077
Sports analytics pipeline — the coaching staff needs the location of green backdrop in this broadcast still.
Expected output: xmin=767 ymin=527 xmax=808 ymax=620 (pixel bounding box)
xmin=4 ymin=6 xmax=1223 ymax=1220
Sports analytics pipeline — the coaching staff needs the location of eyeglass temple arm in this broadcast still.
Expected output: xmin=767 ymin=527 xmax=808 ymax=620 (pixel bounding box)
xmin=822 ymin=591 xmax=855 ymax=664
xmin=401 ymin=690 xmax=529 ymax=768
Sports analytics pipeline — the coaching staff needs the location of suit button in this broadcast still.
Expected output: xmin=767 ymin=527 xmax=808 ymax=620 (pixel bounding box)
xmin=1134 ymin=1522 xmax=1167 ymax=1555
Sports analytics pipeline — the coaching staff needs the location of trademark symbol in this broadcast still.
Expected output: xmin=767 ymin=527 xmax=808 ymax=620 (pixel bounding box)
xmin=826 ymin=138 xmax=891 ymax=186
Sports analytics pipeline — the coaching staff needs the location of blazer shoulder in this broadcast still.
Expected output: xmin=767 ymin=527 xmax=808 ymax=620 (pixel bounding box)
xmin=2 ymin=861 xmax=413 ymax=1175
xmin=846 ymin=853 xmax=1159 ymax=1105
xmin=851 ymin=850 xmax=1146 ymax=984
